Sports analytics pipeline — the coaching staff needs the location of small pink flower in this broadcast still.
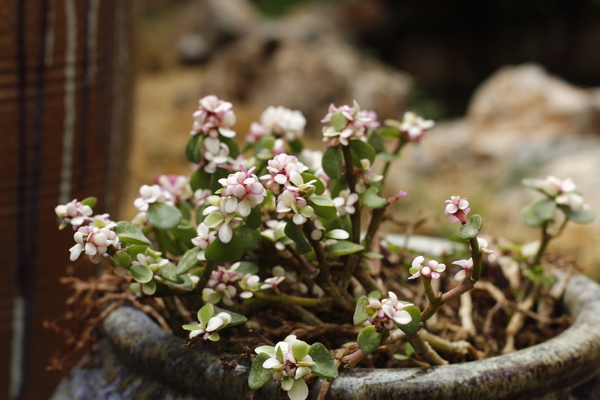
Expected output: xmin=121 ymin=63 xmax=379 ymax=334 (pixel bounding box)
xmin=387 ymin=190 xmax=407 ymax=205
xmin=321 ymin=101 xmax=375 ymax=146
xmin=154 ymin=174 xmax=192 ymax=202
xmin=444 ymin=196 xmax=471 ymax=224
xmin=70 ymin=225 xmax=120 ymax=264
xmin=55 ymin=199 xmax=93 ymax=229
xmin=276 ymin=188 xmax=314 ymax=225
xmin=409 ymin=255 xmax=446 ymax=280
xmin=363 ymin=292 xmax=413 ymax=330
xmin=191 ymin=94 xmax=236 ymax=137
xmin=452 ymin=258 xmax=473 ymax=281
xmin=399 ymin=111 xmax=434 ymax=142
xmin=218 ymin=165 xmax=267 ymax=217
xmin=202 ymin=266 xmax=242 ymax=306
xmin=260 ymin=154 xmax=308 ymax=193
xmin=333 ymin=190 xmax=358 ymax=217
xmin=133 ymin=184 xmax=175 ymax=211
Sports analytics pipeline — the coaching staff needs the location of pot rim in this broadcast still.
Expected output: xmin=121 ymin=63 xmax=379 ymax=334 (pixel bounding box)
xmin=100 ymin=271 xmax=600 ymax=400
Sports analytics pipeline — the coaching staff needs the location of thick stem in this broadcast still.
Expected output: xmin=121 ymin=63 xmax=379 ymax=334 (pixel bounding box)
xmin=530 ymin=223 xmax=552 ymax=268
xmin=381 ymin=137 xmax=407 ymax=186
xmin=252 ymin=291 xmax=332 ymax=307
xmin=469 ymin=236 xmax=483 ymax=281
xmin=341 ymin=145 xmax=360 ymax=243
xmin=196 ymin=261 xmax=216 ymax=293
xmin=407 ymin=332 xmax=448 ymax=366
xmin=364 ymin=207 xmax=387 ymax=252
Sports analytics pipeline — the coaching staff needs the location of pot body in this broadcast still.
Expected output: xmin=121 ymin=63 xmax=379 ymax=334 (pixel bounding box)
xmin=51 ymin=273 xmax=600 ymax=400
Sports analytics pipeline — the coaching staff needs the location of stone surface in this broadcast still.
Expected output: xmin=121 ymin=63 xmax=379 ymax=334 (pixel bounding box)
xmin=51 ymin=273 xmax=600 ymax=400
xmin=467 ymin=64 xmax=598 ymax=158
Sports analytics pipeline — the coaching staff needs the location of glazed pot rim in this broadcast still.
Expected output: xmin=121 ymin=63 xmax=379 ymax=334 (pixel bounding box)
xmin=101 ymin=271 xmax=600 ymax=400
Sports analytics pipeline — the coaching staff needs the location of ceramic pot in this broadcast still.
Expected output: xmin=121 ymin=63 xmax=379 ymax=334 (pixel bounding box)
xmin=51 ymin=272 xmax=600 ymax=400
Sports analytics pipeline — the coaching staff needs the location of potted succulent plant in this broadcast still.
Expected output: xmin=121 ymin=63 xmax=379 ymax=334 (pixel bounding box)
xmin=51 ymin=95 xmax=600 ymax=400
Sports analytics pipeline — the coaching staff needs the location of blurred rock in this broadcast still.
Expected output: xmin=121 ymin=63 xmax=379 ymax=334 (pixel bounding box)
xmin=197 ymin=7 xmax=412 ymax=130
xmin=467 ymin=64 xmax=598 ymax=158
xmin=174 ymin=0 xmax=260 ymax=64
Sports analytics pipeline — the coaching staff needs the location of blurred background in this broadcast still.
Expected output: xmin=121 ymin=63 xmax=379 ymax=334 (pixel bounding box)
xmin=2 ymin=0 xmax=600 ymax=399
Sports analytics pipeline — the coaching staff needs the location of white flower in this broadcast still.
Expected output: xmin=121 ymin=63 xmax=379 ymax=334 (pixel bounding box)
xmin=258 ymin=106 xmax=306 ymax=142
xmin=202 ymin=266 xmax=241 ymax=306
xmin=399 ymin=111 xmax=434 ymax=141
xmin=452 ymin=258 xmax=473 ymax=281
xmin=256 ymin=335 xmax=315 ymax=400
xmin=191 ymin=94 xmax=236 ymax=136
xmin=477 ymin=238 xmax=494 ymax=253
xmin=217 ymin=165 xmax=266 ymax=217
xmin=534 ymin=176 xmax=587 ymax=212
xmin=70 ymin=225 xmax=120 ymax=264
xmin=363 ymin=292 xmax=413 ymax=330
xmin=55 ymin=199 xmax=94 ymax=229
xmin=203 ymin=137 xmax=231 ymax=173
xmin=187 ymin=311 xmax=232 ymax=342
xmin=276 ymin=188 xmax=314 ymax=225
xmin=133 ymin=184 xmax=174 ymax=211
xmin=260 ymin=154 xmax=308 ymax=193
xmin=333 ymin=190 xmax=358 ymax=217
xmin=155 ymin=174 xmax=193 ymax=202
xmin=444 ymin=196 xmax=471 ymax=224
xmin=408 ymin=255 xmax=446 ymax=280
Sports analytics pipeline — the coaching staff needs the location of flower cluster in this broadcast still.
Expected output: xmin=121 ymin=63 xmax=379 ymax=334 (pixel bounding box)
xmin=398 ymin=111 xmax=435 ymax=142
xmin=363 ymin=292 xmax=413 ymax=330
xmin=260 ymin=154 xmax=308 ymax=194
xmin=333 ymin=190 xmax=358 ymax=216
xmin=534 ymin=176 xmax=587 ymax=212
xmin=216 ymin=166 xmax=267 ymax=217
xmin=409 ymin=256 xmax=446 ymax=280
xmin=133 ymin=184 xmax=175 ymax=211
xmin=70 ymin=224 xmax=120 ymax=264
xmin=247 ymin=106 xmax=306 ymax=143
xmin=55 ymin=199 xmax=93 ymax=229
xmin=184 ymin=303 xmax=233 ymax=342
xmin=321 ymin=101 xmax=378 ymax=146
xmin=191 ymin=94 xmax=236 ymax=137
xmin=154 ymin=174 xmax=193 ymax=203
xmin=255 ymin=335 xmax=315 ymax=400
xmin=444 ymin=196 xmax=470 ymax=224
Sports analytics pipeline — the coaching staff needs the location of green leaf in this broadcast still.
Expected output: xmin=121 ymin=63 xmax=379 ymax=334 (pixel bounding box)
xmin=322 ymin=146 xmax=343 ymax=180
xmin=246 ymin=206 xmax=262 ymax=230
xmin=237 ymin=225 xmax=262 ymax=251
xmin=353 ymin=296 xmax=370 ymax=326
xmin=112 ymin=250 xmax=131 ymax=268
xmin=115 ymin=221 xmax=152 ymax=246
xmin=459 ymin=214 xmax=483 ymax=240
xmin=331 ymin=112 xmax=348 ymax=131
xmin=185 ymin=135 xmax=204 ymax=163
xmin=521 ymin=178 xmax=538 ymax=191
xmin=362 ymin=187 xmax=387 ymax=209
xmin=234 ymin=261 xmax=259 ymax=275
xmin=126 ymin=245 xmax=148 ymax=260
xmin=327 ymin=241 xmax=364 ymax=258
xmin=198 ymin=303 xmax=214 ymax=325
xmin=362 ymin=252 xmax=383 ymax=260
xmin=205 ymin=233 xmax=244 ymax=263
xmin=395 ymin=305 xmax=421 ymax=335
xmin=142 ymin=280 xmax=157 ymax=295
xmin=160 ymin=262 xmax=181 ymax=283
xmin=405 ymin=342 xmax=415 ymax=358
xmin=248 ymin=352 xmax=273 ymax=390
xmin=521 ymin=204 xmax=544 ymax=227
xmin=196 ymin=205 xmax=207 ymax=225
xmin=219 ymin=136 xmax=240 ymax=159
xmin=301 ymin=173 xmax=325 ymax=195
xmin=182 ymin=324 xmax=203 ymax=331
xmin=190 ymin=168 xmax=210 ymax=191
xmin=368 ymin=131 xmax=384 ymax=153
xmin=350 ymin=139 xmax=376 ymax=166
xmin=130 ymin=264 xmax=153 ymax=283
xmin=292 ymin=341 xmax=310 ymax=361
xmin=307 ymin=343 xmax=338 ymax=380
xmin=393 ymin=354 xmax=409 ymax=360
xmin=81 ymin=197 xmax=98 ymax=208
xmin=377 ymin=127 xmax=401 ymax=139
xmin=214 ymin=306 xmax=247 ymax=327
xmin=148 ymin=203 xmax=182 ymax=230
xmin=376 ymin=152 xmax=398 ymax=163
xmin=531 ymin=198 xmax=557 ymax=221
xmin=289 ymin=138 xmax=303 ymax=154
xmin=357 ymin=326 xmax=382 ymax=355
xmin=153 ymin=229 xmax=185 ymax=256
xmin=284 ymin=221 xmax=312 ymax=255
xmin=176 ymin=247 xmax=201 ymax=275
xmin=178 ymin=201 xmax=193 ymax=222
xmin=562 ymin=206 xmax=595 ymax=224
xmin=308 ymin=196 xmax=337 ymax=220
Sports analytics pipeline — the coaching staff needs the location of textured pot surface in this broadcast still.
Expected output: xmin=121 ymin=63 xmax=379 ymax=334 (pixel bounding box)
xmin=52 ymin=273 xmax=600 ymax=400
